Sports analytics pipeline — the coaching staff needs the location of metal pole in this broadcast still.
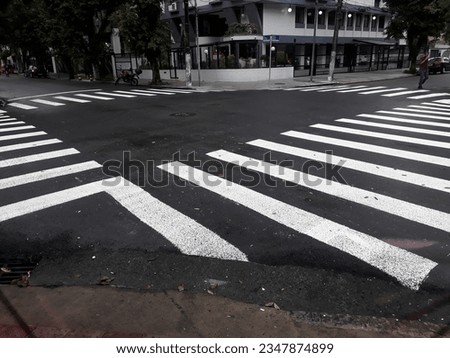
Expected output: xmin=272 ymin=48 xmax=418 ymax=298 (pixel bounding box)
xmin=310 ymin=0 xmax=318 ymax=82
xmin=269 ymin=35 xmax=273 ymax=81
xmin=195 ymin=0 xmax=201 ymax=86
xmin=328 ymin=0 xmax=343 ymax=82
xmin=183 ymin=0 xmax=192 ymax=87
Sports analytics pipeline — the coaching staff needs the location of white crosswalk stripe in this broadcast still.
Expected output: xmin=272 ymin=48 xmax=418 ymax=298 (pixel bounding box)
xmin=0 ymin=131 xmax=47 ymax=142
xmin=392 ymin=107 xmax=450 ymax=116
xmin=0 ymin=121 xmax=25 ymax=127
xmin=382 ymin=90 xmax=429 ymax=97
xmin=54 ymin=96 xmax=91 ymax=103
xmin=0 ymin=148 xmax=79 ymax=168
xmin=408 ymin=93 xmax=450 ymax=99
xmin=336 ymin=86 xmax=370 ymax=92
xmin=30 ymin=99 xmax=66 ymax=107
xmin=96 ymin=92 xmax=137 ymax=98
xmin=0 ymin=139 xmax=62 ymax=154
xmin=358 ymin=87 xmax=406 ymax=95
xmin=114 ymin=90 xmax=156 ymax=97
xmin=377 ymin=110 xmax=450 ymax=121
xmin=75 ymin=93 xmax=115 ymax=100
xmin=357 ymin=113 xmax=450 ymax=129
xmin=0 ymin=125 xmax=35 ymax=133
xmin=8 ymin=103 xmax=38 ymax=110
xmin=159 ymin=161 xmax=437 ymax=291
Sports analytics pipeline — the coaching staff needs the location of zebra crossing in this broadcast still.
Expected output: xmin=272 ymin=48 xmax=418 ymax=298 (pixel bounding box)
xmin=1 ymin=98 xmax=449 ymax=291
xmin=285 ymin=84 xmax=450 ymax=100
xmin=6 ymin=88 xmax=234 ymax=111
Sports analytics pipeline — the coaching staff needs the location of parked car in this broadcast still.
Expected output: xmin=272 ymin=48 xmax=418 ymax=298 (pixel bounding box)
xmin=428 ymin=57 xmax=450 ymax=74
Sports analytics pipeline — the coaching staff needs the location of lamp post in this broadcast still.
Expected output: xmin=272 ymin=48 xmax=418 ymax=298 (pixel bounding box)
xmin=194 ymin=0 xmax=201 ymax=86
xmin=328 ymin=0 xmax=343 ymax=82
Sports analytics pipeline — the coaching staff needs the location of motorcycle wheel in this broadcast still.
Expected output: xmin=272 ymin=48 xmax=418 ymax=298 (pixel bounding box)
xmin=131 ymin=78 xmax=138 ymax=86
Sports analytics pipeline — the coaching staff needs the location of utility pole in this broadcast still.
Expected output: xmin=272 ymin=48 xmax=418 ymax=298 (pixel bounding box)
xmin=194 ymin=0 xmax=201 ymax=86
xmin=328 ymin=0 xmax=343 ymax=82
xmin=310 ymin=0 xmax=318 ymax=82
xmin=183 ymin=0 xmax=192 ymax=87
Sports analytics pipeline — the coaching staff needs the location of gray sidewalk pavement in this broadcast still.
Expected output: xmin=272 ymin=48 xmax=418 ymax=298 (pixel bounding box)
xmin=152 ymin=68 xmax=414 ymax=91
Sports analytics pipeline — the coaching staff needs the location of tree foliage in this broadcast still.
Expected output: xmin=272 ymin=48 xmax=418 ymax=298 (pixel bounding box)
xmin=110 ymin=0 xmax=170 ymax=84
xmin=384 ymin=0 xmax=447 ymax=72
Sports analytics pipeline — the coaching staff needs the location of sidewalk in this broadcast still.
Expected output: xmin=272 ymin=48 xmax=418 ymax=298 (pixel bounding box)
xmin=149 ymin=68 xmax=413 ymax=91
xmin=0 ymin=285 xmax=447 ymax=338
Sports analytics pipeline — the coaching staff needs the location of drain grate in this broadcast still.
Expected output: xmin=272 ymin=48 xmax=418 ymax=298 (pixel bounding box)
xmin=0 ymin=258 xmax=40 ymax=285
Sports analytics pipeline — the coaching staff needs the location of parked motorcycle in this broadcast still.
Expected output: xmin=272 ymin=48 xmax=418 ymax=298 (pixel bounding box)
xmin=114 ymin=68 xmax=142 ymax=86
xmin=24 ymin=65 xmax=48 ymax=79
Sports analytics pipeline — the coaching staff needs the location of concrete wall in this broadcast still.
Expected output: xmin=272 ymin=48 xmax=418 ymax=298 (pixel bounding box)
xmin=139 ymin=67 xmax=294 ymax=83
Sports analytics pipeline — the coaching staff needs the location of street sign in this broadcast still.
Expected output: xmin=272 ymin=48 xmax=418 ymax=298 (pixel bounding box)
xmin=263 ymin=35 xmax=279 ymax=42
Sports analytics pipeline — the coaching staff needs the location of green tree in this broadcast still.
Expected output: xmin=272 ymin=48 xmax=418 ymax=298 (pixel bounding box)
xmin=110 ymin=0 xmax=170 ymax=84
xmin=385 ymin=0 xmax=446 ymax=73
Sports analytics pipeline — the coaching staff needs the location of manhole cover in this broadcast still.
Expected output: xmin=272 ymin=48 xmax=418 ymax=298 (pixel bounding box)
xmin=0 ymin=257 xmax=40 ymax=285
xmin=170 ymin=112 xmax=196 ymax=117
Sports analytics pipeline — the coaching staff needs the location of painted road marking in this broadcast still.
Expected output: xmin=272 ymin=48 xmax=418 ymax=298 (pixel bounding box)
xmin=136 ymin=89 xmax=175 ymax=95
xmin=7 ymin=103 xmax=38 ymax=110
xmin=0 ymin=132 xmax=47 ymax=142
xmin=0 ymin=148 xmax=79 ymax=168
xmin=318 ymin=86 xmax=356 ymax=92
xmin=114 ymin=90 xmax=156 ymax=97
xmin=247 ymin=139 xmax=450 ymax=193
xmin=141 ymin=88 xmax=194 ymax=94
xmin=383 ymin=90 xmax=429 ymax=97
xmin=337 ymin=86 xmax=370 ymax=93
xmin=96 ymin=92 xmax=137 ymax=98
xmin=0 ymin=121 xmax=25 ymax=127
xmin=282 ymin=130 xmax=450 ymax=167
xmin=207 ymin=149 xmax=450 ymax=232
xmin=0 ymin=139 xmax=61 ymax=154
xmin=336 ymin=118 xmax=450 ymax=139
xmin=0 ymin=125 xmax=35 ymax=133
xmin=30 ymin=99 xmax=65 ymax=107
xmin=408 ymin=105 xmax=450 ymax=112
xmin=433 ymin=99 xmax=450 ymax=105
xmin=311 ymin=123 xmax=450 ymax=149
xmin=0 ymin=161 xmax=101 ymax=190
xmin=0 ymin=118 xmax=19 ymax=122
xmin=12 ymin=89 xmax=102 ymax=101
xmin=54 ymin=96 xmax=91 ymax=103
xmin=75 ymin=94 xmax=114 ymax=100
xmin=408 ymin=93 xmax=450 ymax=100
xmin=358 ymin=87 xmax=406 ymax=95
xmin=377 ymin=110 xmax=450 ymax=121
xmin=158 ymin=161 xmax=437 ymax=290
xmin=391 ymin=107 xmax=450 ymax=117
xmin=357 ymin=114 xmax=450 ymax=129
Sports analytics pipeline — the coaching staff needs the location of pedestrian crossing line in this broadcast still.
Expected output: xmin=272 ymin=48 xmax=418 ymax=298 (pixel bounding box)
xmin=424 ymin=102 xmax=450 ymax=108
xmin=282 ymin=131 xmax=450 ymax=167
xmin=0 ymin=116 xmax=11 ymax=119
xmin=318 ymin=86 xmax=357 ymax=92
xmin=0 ymin=161 xmax=101 ymax=190
xmin=337 ymin=86 xmax=371 ymax=93
xmin=311 ymin=124 xmax=450 ymax=150
xmin=377 ymin=110 xmax=450 ymax=122
xmin=357 ymin=114 xmax=450 ymax=129
xmin=143 ymin=88 xmax=193 ymax=94
xmin=0 ymin=118 xmax=19 ymax=122
xmin=13 ymin=89 xmax=103 ymax=101
xmin=0 ymin=148 xmax=79 ymax=168
xmin=53 ymin=96 xmax=91 ymax=103
xmin=75 ymin=94 xmax=114 ymax=101
xmin=104 ymin=177 xmax=248 ymax=261
xmin=114 ymin=90 xmax=156 ymax=97
xmin=0 ymin=125 xmax=35 ymax=133
xmin=336 ymin=118 xmax=450 ymax=139
xmin=140 ymin=89 xmax=175 ymax=95
xmin=0 ymin=139 xmax=62 ymax=154
xmin=0 ymin=110 xmax=7 ymax=114
xmin=0 ymin=176 xmax=248 ymax=262
xmin=7 ymin=103 xmax=38 ymax=110
xmin=408 ymin=105 xmax=450 ymax=112
xmin=95 ymin=92 xmax=136 ymax=98
xmin=433 ymin=99 xmax=450 ymax=105
xmin=207 ymin=149 xmax=450 ymax=233
xmin=383 ymin=90 xmax=429 ymax=97
xmin=392 ymin=107 xmax=450 ymax=117
xmin=158 ymin=161 xmax=437 ymax=290
xmin=246 ymin=139 xmax=450 ymax=193
xmin=358 ymin=87 xmax=406 ymax=95
xmin=30 ymin=99 xmax=66 ymax=107
xmin=408 ymin=93 xmax=450 ymax=100
xmin=0 ymin=131 xmax=47 ymax=142
xmin=301 ymin=85 xmax=350 ymax=92
xmin=0 ymin=121 xmax=25 ymax=127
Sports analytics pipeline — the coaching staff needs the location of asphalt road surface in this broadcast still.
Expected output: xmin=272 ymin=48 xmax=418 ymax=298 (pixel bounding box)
xmin=1 ymin=74 xmax=449 ymax=327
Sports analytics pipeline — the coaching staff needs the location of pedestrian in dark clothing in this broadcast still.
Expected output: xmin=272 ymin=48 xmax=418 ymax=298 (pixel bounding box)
xmin=417 ymin=49 xmax=430 ymax=89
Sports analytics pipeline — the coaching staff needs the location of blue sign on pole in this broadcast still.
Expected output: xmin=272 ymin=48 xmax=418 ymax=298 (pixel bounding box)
xmin=263 ymin=35 xmax=280 ymax=41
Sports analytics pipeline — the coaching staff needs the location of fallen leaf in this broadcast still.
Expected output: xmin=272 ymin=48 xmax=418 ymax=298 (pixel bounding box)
xmin=97 ymin=276 xmax=114 ymax=286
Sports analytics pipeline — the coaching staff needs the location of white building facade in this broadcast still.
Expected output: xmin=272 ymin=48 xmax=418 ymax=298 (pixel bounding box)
xmin=161 ymin=0 xmax=407 ymax=81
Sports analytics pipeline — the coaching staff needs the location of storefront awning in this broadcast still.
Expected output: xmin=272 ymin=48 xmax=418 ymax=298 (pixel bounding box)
xmin=353 ymin=39 xmax=398 ymax=46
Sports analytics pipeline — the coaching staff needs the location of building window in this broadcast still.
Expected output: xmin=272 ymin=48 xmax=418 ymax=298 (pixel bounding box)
xmin=307 ymin=8 xmax=315 ymax=28
xmin=378 ymin=16 xmax=385 ymax=31
xmin=346 ymin=13 xmax=353 ymax=30
xmin=363 ymin=15 xmax=370 ymax=30
xmin=374 ymin=0 xmax=381 ymax=8
xmin=328 ymin=10 xmax=336 ymax=28
xmin=318 ymin=9 xmax=325 ymax=28
xmin=355 ymin=13 xmax=362 ymax=30
xmin=295 ymin=6 xmax=305 ymax=28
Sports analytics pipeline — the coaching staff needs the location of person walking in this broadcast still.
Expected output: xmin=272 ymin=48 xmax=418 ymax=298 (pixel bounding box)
xmin=417 ymin=49 xmax=430 ymax=89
